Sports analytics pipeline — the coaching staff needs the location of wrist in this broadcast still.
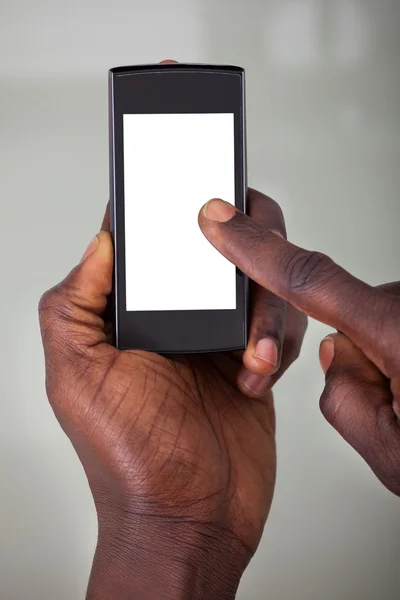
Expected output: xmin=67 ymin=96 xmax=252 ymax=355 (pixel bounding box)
xmin=87 ymin=508 xmax=250 ymax=600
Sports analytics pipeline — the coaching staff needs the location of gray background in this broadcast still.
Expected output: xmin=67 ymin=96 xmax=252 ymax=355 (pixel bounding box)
xmin=0 ymin=0 xmax=399 ymax=598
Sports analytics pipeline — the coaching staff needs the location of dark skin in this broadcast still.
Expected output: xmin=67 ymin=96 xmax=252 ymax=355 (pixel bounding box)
xmin=38 ymin=61 xmax=398 ymax=600
xmin=39 ymin=189 xmax=307 ymax=600
xmin=200 ymin=198 xmax=400 ymax=497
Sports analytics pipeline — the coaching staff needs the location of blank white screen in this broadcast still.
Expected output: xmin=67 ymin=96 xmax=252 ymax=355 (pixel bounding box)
xmin=123 ymin=113 xmax=236 ymax=311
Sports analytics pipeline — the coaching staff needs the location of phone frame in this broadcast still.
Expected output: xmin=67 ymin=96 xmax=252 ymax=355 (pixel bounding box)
xmin=109 ymin=63 xmax=248 ymax=353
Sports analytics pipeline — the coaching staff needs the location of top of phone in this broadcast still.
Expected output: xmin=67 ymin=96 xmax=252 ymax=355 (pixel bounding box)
xmin=109 ymin=63 xmax=244 ymax=76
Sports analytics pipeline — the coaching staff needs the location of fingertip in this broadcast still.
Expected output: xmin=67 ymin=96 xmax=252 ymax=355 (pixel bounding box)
xmin=80 ymin=235 xmax=99 ymax=264
xmin=319 ymin=335 xmax=336 ymax=375
xmin=79 ymin=231 xmax=113 ymax=291
xmin=243 ymin=337 xmax=280 ymax=377
xmin=95 ymin=231 xmax=114 ymax=266
xmin=81 ymin=230 xmax=113 ymax=261
xmin=97 ymin=230 xmax=113 ymax=245
xmin=198 ymin=201 xmax=208 ymax=223
xmin=254 ymin=337 xmax=279 ymax=368
xmin=201 ymin=199 xmax=237 ymax=223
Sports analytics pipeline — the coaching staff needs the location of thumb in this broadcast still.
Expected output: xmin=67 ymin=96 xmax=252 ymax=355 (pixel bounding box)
xmin=39 ymin=231 xmax=114 ymax=361
xmin=319 ymin=333 xmax=400 ymax=495
xmin=75 ymin=231 xmax=113 ymax=315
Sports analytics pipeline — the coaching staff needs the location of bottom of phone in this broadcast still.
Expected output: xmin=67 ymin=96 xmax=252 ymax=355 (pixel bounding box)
xmin=116 ymin=344 xmax=247 ymax=355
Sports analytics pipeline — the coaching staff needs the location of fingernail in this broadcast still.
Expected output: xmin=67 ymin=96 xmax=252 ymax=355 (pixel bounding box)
xmin=80 ymin=235 xmax=99 ymax=263
xmin=203 ymin=199 xmax=236 ymax=222
xmin=319 ymin=336 xmax=335 ymax=374
xmin=254 ymin=337 xmax=279 ymax=367
xmin=240 ymin=371 xmax=271 ymax=397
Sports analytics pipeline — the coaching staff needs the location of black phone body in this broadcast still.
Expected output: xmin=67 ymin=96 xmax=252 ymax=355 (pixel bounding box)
xmin=109 ymin=63 xmax=248 ymax=353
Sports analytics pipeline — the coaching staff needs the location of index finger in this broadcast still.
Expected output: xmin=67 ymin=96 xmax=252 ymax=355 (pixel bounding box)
xmin=198 ymin=199 xmax=398 ymax=378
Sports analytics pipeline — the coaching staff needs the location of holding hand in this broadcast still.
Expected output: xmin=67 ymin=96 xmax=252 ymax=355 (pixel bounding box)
xmin=39 ymin=190 xmax=306 ymax=600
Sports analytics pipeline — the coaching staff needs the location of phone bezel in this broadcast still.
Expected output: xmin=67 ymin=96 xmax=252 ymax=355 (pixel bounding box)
xmin=109 ymin=63 xmax=248 ymax=353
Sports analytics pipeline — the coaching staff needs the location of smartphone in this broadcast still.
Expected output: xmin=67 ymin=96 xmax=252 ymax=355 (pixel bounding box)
xmin=109 ymin=63 xmax=248 ymax=353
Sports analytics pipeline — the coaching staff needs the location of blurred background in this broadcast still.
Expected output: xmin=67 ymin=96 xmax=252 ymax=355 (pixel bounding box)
xmin=0 ymin=0 xmax=399 ymax=598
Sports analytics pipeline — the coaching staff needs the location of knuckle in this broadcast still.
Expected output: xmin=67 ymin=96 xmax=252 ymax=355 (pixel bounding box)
xmin=39 ymin=285 xmax=107 ymax=365
xmin=39 ymin=282 xmax=80 ymax=326
xmin=38 ymin=288 xmax=54 ymax=312
xmin=263 ymin=291 xmax=286 ymax=311
xmin=252 ymin=290 xmax=287 ymax=342
xmin=248 ymin=189 xmax=285 ymax=231
xmin=38 ymin=287 xmax=61 ymax=328
xmin=231 ymin=219 xmax=267 ymax=266
xmin=267 ymin=304 xmax=286 ymax=339
xmin=38 ymin=285 xmax=76 ymax=346
xmin=319 ymin=368 xmax=369 ymax=427
xmin=382 ymin=296 xmax=400 ymax=375
xmin=285 ymin=250 xmax=337 ymax=296
xmin=39 ymin=285 xmax=75 ymax=328
xmin=373 ymin=406 xmax=400 ymax=494
xmin=256 ymin=195 xmax=281 ymax=218
xmin=248 ymin=187 xmax=278 ymax=209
